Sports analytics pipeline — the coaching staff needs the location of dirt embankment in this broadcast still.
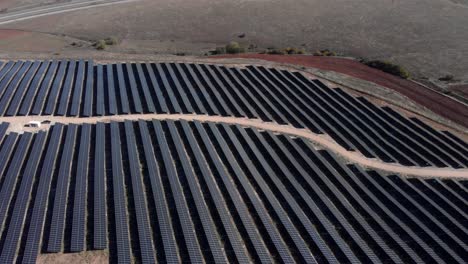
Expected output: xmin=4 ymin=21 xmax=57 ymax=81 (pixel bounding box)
xmin=2 ymin=114 xmax=467 ymax=179
xmin=213 ymin=54 xmax=468 ymax=128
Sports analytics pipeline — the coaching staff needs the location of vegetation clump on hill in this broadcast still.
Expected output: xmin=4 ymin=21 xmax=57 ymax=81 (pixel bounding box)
xmin=313 ymin=49 xmax=337 ymax=56
xmin=225 ymin=41 xmax=245 ymax=54
xmin=94 ymin=37 xmax=118 ymax=50
xmin=210 ymin=42 xmax=245 ymax=55
xmin=261 ymin=47 xmax=306 ymax=55
xmin=362 ymin=59 xmax=410 ymax=79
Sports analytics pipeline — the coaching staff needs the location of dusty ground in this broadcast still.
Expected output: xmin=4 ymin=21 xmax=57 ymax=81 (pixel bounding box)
xmin=1 ymin=113 xmax=467 ymax=179
xmin=37 ymin=250 xmax=108 ymax=264
xmin=0 ymin=0 xmax=467 ymax=84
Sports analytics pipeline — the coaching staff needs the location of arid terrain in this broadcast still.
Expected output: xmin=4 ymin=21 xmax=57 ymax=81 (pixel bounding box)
xmin=0 ymin=0 xmax=467 ymax=85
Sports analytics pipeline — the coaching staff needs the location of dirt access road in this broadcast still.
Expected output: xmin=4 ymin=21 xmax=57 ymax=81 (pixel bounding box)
xmin=214 ymin=54 xmax=468 ymax=128
xmin=2 ymin=113 xmax=467 ymax=179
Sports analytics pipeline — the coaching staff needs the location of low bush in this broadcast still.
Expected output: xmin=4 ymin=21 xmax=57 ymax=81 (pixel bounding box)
xmin=363 ymin=60 xmax=410 ymax=79
xmin=104 ymin=37 xmax=118 ymax=45
xmin=95 ymin=40 xmax=107 ymax=50
xmin=313 ymin=49 xmax=336 ymax=56
xmin=210 ymin=47 xmax=226 ymax=55
xmin=225 ymin=42 xmax=245 ymax=54
xmin=263 ymin=47 xmax=306 ymax=55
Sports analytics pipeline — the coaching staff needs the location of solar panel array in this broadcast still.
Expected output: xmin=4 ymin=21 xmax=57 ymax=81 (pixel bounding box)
xmin=0 ymin=60 xmax=466 ymax=168
xmin=0 ymin=120 xmax=466 ymax=263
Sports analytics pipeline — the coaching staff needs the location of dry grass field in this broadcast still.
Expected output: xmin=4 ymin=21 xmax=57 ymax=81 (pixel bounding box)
xmin=0 ymin=0 xmax=467 ymax=83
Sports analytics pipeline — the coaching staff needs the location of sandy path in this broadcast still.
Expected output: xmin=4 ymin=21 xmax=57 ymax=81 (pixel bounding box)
xmin=1 ymin=114 xmax=467 ymax=179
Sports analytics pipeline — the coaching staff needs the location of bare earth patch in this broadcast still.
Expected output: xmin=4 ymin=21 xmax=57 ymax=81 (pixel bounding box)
xmin=37 ymin=250 xmax=108 ymax=264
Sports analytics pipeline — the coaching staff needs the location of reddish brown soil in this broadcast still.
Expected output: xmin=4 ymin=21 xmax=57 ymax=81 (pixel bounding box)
xmin=449 ymin=84 xmax=468 ymax=98
xmin=213 ymin=54 xmax=468 ymax=128
xmin=0 ymin=29 xmax=25 ymax=40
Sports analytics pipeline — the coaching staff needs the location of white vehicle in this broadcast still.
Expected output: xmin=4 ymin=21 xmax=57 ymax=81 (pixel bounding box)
xmin=27 ymin=121 xmax=41 ymax=128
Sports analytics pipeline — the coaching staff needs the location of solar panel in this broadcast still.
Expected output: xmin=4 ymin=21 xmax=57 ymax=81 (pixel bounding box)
xmin=70 ymin=123 xmax=91 ymax=252
xmin=2 ymin=61 xmax=39 ymax=116
xmin=409 ymin=118 xmax=468 ymax=166
xmin=81 ymin=60 xmax=94 ymax=117
xmin=125 ymin=63 xmax=143 ymax=113
xmin=0 ymin=131 xmax=47 ymax=263
xmin=21 ymin=124 xmax=64 ymax=263
xmin=0 ymin=61 xmax=15 ymax=83
xmin=220 ymin=123 xmax=317 ymax=263
xmin=203 ymin=122 xmax=295 ymax=263
xmin=47 ymin=123 xmax=78 ymax=252
xmin=106 ymin=64 xmax=118 ymax=115
xmin=248 ymin=66 xmax=309 ymax=127
xmin=137 ymin=120 xmax=178 ymax=263
xmin=16 ymin=61 xmax=50 ymax=115
xmin=162 ymin=63 xmax=194 ymax=113
xmin=123 ymin=120 xmax=156 ymax=263
xmin=95 ymin=64 xmax=105 ymax=116
xmin=151 ymin=120 xmax=203 ymax=262
xmin=116 ymin=63 xmax=130 ymax=114
xmin=0 ymin=61 xmax=24 ymax=98
xmin=218 ymin=66 xmax=273 ymax=121
xmin=69 ymin=60 xmax=86 ymax=116
xmin=135 ymin=63 xmax=156 ymax=113
xmin=44 ymin=60 xmax=69 ymax=115
xmin=193 ymin=120 xmax=276 ymax=262
xmin=30 ymin=60 xmax=58 ymax=115
xmin=144 ymin=63 xmax=168 ymax=113
xmin=179 ymin=63 xmax=219 ymax=115
xmin=93 ymin=122 xmax=107 ymax=249
xmin=203 ymin=65 xmax=248 ymax=117
xmin=0 ymin=133 xmax=19 ymax=181
xmin=170 ymin=63 xmax=206 ymax=114
xmin=56 ymin=60 xmax=77 ymax=115
xmin=178 ymin=120 xmax=253 ymax=263
xmin=166 ymin=120 xmax=227 ymax=262
xmin=0 ymin=132 xmax=33 ymax=232
xmin=155 ymin=64 xmax=182 ymax=113
xmin=110 ymin=121 xmax=132 ymax=263
xmin=192 ymin=64 xmax=232 ymax=116
xmin=0 ymin=122 xmax=9 ymax=143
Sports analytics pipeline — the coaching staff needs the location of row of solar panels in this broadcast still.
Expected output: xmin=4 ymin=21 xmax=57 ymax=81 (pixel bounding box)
xmin=0 ymin=60 xmax=466 ymax=169
xmin=0 ymin=120 xmax=466 ymax=263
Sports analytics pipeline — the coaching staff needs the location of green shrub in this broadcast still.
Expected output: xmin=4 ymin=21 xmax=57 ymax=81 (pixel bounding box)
xmin=104 ymin=37 xmax=118 ymax=45
xmin=225 ymin=42 xmax=245 ymax=54
xmin=364 ymin=60 xmax=410 ymax=79
xmin=313 ymin=49 xmax=336 ymax=56
xmin=95 ymin=40 xmax=107 ymax=50
xmin=210 ymin=47 xmax=226 ymax=55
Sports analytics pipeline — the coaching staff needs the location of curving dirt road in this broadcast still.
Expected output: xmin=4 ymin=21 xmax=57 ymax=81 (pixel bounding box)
xmin=2 ymin=114 xmax=467 ymax=179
